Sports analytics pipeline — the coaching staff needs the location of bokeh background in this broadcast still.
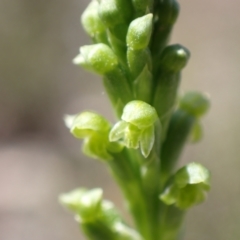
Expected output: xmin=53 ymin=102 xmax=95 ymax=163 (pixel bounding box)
xmin=1 ymin=0 xmax=240 ymax=239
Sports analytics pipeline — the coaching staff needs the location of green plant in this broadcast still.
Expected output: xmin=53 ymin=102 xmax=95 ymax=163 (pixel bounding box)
xmin=60 ymin=1 xmax=211 ymax=239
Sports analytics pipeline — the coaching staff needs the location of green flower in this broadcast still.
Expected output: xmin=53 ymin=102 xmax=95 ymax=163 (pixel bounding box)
xmin=59 ymin=188 xmax=103 ymax=222
xmin=160 ymin=162 xmax=210 ymax=209
xmin=180 ymin=91 xmax=210 ymax=142
xmin=60 ymin=188 xmax=143 ymax=240
xmin=179 ymin=91 xmax=210 ymax=118
xmin=73 ymin=43 xmax=119 ymax=75
xmin=109 ymin=100 xmax=158 ymax=157
xmin=65 ymin=112 xmax=123 ymax=161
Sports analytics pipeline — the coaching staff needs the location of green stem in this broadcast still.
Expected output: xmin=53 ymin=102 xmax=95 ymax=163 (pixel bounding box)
xmin=81 ymin=220 xmax=117 ymax=240
xmin=141 ymin=151 xmax=161 ymax=240
xmin=135 ymin=121 xmax=162 ymax=240
xmin=108 ymin=149 xmax=151 ymax=240
xmin=160 ymin=109 xmax=195 ymax=183
xmin=158 ymin=204 xmax=185 ymax=240
xmin=151 ymin=26 xmax=173 ymax=77
xmin=150 ymin=0 xmax=180 ymax=77
xmin=107 ymin=27 xmax=128 ymax=66
xmin=103 ymin=67 xmax=133 ymax=118
xmin=127 ymin=48 xmax=152 ymax=81
xmin=152 ymin=71 xmax=181 ymax=141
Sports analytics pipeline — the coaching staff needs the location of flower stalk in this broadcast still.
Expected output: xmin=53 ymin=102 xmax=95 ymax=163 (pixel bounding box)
xmin=60 ymin=1 xmax=211 ymax=240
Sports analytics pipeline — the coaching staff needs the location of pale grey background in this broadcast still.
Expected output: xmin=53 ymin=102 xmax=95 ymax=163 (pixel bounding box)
xmin=1 ymin=0 xmax=240 ymax=239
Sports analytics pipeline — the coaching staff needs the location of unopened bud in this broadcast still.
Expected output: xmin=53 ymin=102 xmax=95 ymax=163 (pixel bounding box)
xmin=160 ymin=44 xmax=190 ymax=72
xmin=127 ymin=14 xmax=153 ymax=50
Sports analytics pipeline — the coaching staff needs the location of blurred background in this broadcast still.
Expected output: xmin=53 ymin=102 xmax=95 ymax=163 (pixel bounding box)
xmin=1 ymin=0 xmax=240 ymax=239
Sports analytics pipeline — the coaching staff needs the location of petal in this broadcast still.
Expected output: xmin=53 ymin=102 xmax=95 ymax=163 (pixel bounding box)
xmin=140 ymin=125 xmax=155 ymax=157
xmin=109 ymin=121 xmax=128 ymax=142
xmin=124 ymin=124 xmax=141 ymax=149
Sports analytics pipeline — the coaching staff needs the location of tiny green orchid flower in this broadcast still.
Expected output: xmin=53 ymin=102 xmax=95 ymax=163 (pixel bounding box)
xmin=179 ymin=91 xmax=210 ymax=118
xmin=180 ymin=91 xmax=210 ymax=143
xmin=60 ymin=188 xmax=143 ymax=240
xmin=109 ymin=100 xmax=158 ymax=158
xmin=65 ymin=112 xmax=123 ymax=161
xmin=160 ymin=162 xmax=210 ymax=209
xmin=73 ymin=43 xmax=119 ymax=75
xmin=60 ymin=188 xmax=103 ymax=223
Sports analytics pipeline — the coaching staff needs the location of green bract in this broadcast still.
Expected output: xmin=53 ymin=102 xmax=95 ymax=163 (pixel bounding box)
xmin=133 ymin=65 xmax=152 ymax=103
xmin=160 ymin=163 xmax=210 ymax=209
xmin=110 ymin=101 xmax=158 ymax=157
xmin=131 ymin=0 xmax=153 ymax=17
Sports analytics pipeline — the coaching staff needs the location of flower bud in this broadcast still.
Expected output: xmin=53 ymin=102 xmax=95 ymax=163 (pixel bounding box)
xmin=110 ymin=101 xmax=158 ymax=157
xmin=160 ymin=44 xmax=190 ymax=72
xmin=127 ymin=14 xmax=153 ymax=50
xmin=81 ymin=0 xmax=106 ymax=38
xmin=157 ymin=0 xmax=180 ymax=26
xmin=179 ymin=91 xmax=210 ymax=118
xmin=160 ymin=163 xmax=210 ymax=209
xmin=73 ymin=44 xmax=119 ymax=75
xmin=98 ymin=0 xmax=132 ymax=27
